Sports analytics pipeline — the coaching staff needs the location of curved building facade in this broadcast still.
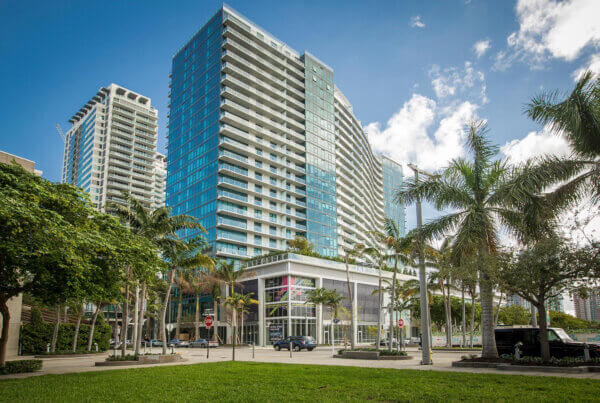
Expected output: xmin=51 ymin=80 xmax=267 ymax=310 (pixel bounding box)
xmin=166 ymin=5 xmax=405 ymax=262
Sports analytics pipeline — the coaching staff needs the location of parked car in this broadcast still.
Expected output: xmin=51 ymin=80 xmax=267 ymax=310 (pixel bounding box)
xmin=168 ymin=339 xmax=189 ymax=348
xmin=147 ymin=339 xmax=163 ymax=347
xmin=189 ymin=339 xmax=208 ymax=348
xmin=495 ymin=326 xmax=600 ymax=358
xmin=379 ymin=338 xmax=398 ymax=347
xmin=273 ymin=336 xmax=316 ymax=351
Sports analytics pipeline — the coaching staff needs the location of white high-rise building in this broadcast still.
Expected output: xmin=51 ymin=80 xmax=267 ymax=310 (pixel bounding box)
xmin=166 ymin=5 xmax=405 ymax=262
xmin=62 ymin=84 xmax=165 ymax=211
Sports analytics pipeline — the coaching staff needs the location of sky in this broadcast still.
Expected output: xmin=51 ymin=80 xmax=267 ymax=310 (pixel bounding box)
xmin=1 ymin=0 xmax=599 ymax=236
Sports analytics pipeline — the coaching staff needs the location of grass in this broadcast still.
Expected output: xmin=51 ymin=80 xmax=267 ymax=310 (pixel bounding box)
xmin=1 ymin=361 xmax=599 ymax=402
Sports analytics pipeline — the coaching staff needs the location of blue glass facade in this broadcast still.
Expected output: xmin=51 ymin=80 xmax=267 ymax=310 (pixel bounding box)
xmin=302 ymin=54 xmax=337 ymax=257
xmin=382 ymin=157 xmax=405 ymax=236
xmin=167 ymin=11 xmax=223 ymax=246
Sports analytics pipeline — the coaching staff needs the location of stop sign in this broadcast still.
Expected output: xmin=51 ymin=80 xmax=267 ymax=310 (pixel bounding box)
xmin=204 ymin=316 xmax=214 ymax=328
xmin=397 ymin=318 xmax=404 ymax=328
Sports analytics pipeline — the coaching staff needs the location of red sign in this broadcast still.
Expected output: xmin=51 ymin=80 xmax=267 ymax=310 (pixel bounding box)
xmin=397 ymin=319 xmax=404 ymax=328
xmin=204 ymin=316 xmax=214 ymax=328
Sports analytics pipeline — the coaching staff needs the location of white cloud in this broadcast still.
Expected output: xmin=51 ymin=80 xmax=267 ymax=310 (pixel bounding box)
xmin=495 ymin=0 xmax=600 ymax=70
xmin=572 ymin=52 xmax=600 ymax=81
xmin=473 ymin=39 xmax=491 ymax=58
xmin=410 ymin=15 xmax=426 ymax=28
xmin=429 ymin=62 xmax=488 ymax=104
xmin=500 ymin=125 xmax=571 ymax=164
xmin=365 ymin=94 xmax=479 ymax=172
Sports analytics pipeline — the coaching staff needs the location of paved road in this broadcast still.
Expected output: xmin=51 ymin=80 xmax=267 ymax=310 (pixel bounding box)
xmin=3 ymin=347 xmax=600 ymax=380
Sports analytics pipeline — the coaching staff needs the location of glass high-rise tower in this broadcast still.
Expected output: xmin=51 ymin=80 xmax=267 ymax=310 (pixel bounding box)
xmin=166 ymin=5 xmax=404 ymax=263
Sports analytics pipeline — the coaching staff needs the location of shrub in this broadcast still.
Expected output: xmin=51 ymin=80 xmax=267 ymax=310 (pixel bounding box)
xmin=337 ymin=348 xmax=407 ymax=356
xmin=0 ymin=360 xmax=43 ymax=375
xmin=20 ymin=313 xmax=111 ymax=354
xmin=106 ymin=354 xmax=139 ymax=362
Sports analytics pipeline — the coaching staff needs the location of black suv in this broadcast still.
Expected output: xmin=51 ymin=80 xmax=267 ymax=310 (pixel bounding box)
xmin=495 ymin=327 xmax=600 ymax=358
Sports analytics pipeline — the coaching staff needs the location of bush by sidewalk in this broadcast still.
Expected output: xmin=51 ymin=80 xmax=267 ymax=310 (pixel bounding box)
xmin=0 ymin=360 xmax=42 ymax=375
xmin=20 ymin=308 xmax=111 ymax=354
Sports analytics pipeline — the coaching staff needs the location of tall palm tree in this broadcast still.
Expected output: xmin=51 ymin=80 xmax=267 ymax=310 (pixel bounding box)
xmin=174 ymin=273 xmax=190 ymax=340
xmin=324 ymin=289 xmax=345 ymax=348
xmin=425 ymin=237 xmax=455 ymax=347
xmin=342 ymin=243 xmax=365 ymax=350
xmin=224 ymin=292 xmax=258 ymax=360
xmin=160 ymin=238 xmax=214 ymax=354
xmin=396 ymin=121 xmax=549 ymax=358
xmin=214 ymin=260 xmax=255 ymax=343
xmin=305 ymin=287 xmax=330 ymax=344
xmin=111 ymin=193 xmax=205 ymax=355
xmin=384 ymin=218 xmax=415 ymax=352
xmin=524 ymin=71 xmax=600 ymax=207
xmin=365 ymin=231 xmax=389 ymax=351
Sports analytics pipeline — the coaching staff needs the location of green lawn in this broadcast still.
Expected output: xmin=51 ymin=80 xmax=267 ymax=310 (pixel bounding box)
xmin=1 ymin=362 xmax=599 ymax=402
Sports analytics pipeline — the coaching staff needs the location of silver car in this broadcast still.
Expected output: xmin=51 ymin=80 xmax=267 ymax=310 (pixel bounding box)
xmin=189 ymin=339 xmax=209 ymax=348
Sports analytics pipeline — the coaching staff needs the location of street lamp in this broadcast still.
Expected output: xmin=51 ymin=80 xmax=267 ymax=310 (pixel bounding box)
xmin=407 ymin=163 xmax=433 ymax=365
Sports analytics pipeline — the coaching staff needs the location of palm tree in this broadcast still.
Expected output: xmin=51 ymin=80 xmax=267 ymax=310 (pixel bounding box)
xmin=365 ymin=231 xmax=389 ymax=351
xmin=224 ymin=292 xmax=258 ymax=360
xmin=384 ymin=218 xmax=415 ymax=352
xmin=214 ymin=260 xmax=255 ymax=343
xmin=174 ymin=273 xmax=190 ymax=340
xmin=237 ymin=293 xmax=259 ymax=345
xmin=324 ymin=289 xmax=345 ymax=348
xmin=342 ymin=243 xmax=365 ymax=350
xmin=305 ymin=287 xmax=330 ymax=344
xmin=524 ymin=71 xmax=600 ymax=208
xmin=425 ymin=237 xmax=455 ymax=347
xmin=160 ymin=238 xmax=214 ymax=354
xmin=111 ymin=193 xmax=205 ymax=355
xmin=396 ymin=121 xmax=549 ymax=358
xmin=207 ymin=281 xmax=223 ymax=342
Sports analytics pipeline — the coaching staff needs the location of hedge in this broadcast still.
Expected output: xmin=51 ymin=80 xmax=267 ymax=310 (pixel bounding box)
xmin=20 ymin=308 xmax=112 ymax=354
xmin=0 ymin=360 xmax=43 ymax=375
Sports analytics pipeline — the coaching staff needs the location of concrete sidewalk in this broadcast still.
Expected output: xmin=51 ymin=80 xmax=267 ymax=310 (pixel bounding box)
xmin=3 ymin=347 xmax=600 ymax=380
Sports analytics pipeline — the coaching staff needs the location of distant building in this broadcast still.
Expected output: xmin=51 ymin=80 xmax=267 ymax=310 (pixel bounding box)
xmin=61 ymin=84 xmax=165 ymax=211
xmin=574 ymin=291 xmax=600 ymax=322
xmin=0 ymin=150 xmax=41 ymax=358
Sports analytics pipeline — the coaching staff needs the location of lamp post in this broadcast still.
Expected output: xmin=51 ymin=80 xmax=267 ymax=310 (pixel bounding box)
xmin=407 ymin=163 xmax=433 ymax=365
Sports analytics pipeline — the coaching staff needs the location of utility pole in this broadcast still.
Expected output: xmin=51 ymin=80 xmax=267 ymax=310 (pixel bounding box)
xmin=408 ymin=163 xmax=433 ymax=365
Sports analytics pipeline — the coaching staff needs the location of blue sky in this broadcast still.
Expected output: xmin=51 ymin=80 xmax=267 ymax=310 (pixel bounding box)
xmin=1 ymin=0 xmax=599 ymax=230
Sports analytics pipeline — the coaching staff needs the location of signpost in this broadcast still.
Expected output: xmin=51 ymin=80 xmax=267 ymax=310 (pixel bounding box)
xmin=397 ymin=318 xmax=404 ymax=328
xmin=205 ymin=316 xmax=213 ymax=359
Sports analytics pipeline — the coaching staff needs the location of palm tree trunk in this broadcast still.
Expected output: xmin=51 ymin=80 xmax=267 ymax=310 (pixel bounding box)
xmin=132 ymin=285 xmax=139 ymax=351
xmin=479 ymin=271 xmax=498 ymax=358
xmin=446 ymin=282 xmax=452 ymax=347
xmin=469 ymin=290 xmax=475 ymax=348
xmin=135 ymin=282 xmax=146 ymax=356
xmin=72 ymin=305 xmax=84 ymax=352
xmin=213 ymin=297 xmax=219 ymax=342
xmin=160 ymin=271 xmax=175 ymax=355
xmin=121 ymin=283 xmax=130 ymax=356
xmin=51 ymin=305 xmax=60 ymax=353
xmin=461 ymin=286 xmax=466 ymax=347
xmin=87 ymin=304 xmax=102 ymax=351
xmin=241 ymin=312 xmax=244 ymax=344
xmin=376 ymin=267 xmax=382 ymax=351
xmin=232 ymin=307 xmax=236 ymax=361
xmin=345 ymin=262 xmax=356 ymax=350
xmin=175 ymin=292 xmax=183 ymax=339
xmin=389 ymin=260 xmax=397 ymax=353
xmin=194 ymin=292 xmax=200 ymax=341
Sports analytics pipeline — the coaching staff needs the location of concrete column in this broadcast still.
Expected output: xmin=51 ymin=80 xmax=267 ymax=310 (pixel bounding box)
xmin=258 ymin=277 xmax=266 ymax=346
xmin=353 ymin=282 xmax=358 ymax=344
xmin=317 ymin=277 xmax=323 ymax=344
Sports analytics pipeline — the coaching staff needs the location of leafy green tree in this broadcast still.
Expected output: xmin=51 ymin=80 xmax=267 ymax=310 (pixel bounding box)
xmin=497 ymin=305 xmax=531 ymax=326
xmin=305 ymin=288 xmax=330 ymax=343
xmin=549 ymin=311 xmax=592 ymax=330
xmin=0 ymin=163 xmax=102 ymax=363
xmin=501 ymin=237 xmax=598 ymax=361
xmin=396 ymin=121 xmax=550 ymax=358
xmin=287 ymin=236 xmax=315 ymax=254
